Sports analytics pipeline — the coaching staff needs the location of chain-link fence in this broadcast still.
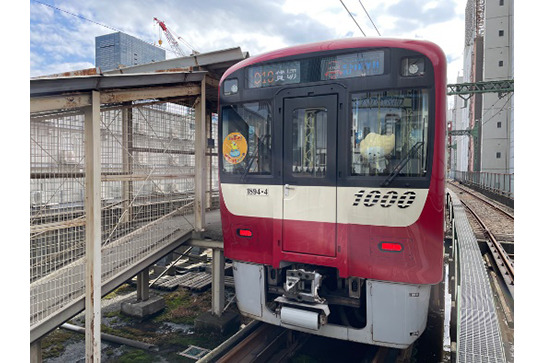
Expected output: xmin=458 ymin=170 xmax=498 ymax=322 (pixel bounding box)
xmin=30 ymin=100 xmax=217 ymax=329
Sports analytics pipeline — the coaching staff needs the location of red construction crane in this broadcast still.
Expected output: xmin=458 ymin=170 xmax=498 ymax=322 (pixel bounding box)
xmin=153 ymin=17 xmax=186 ymax=57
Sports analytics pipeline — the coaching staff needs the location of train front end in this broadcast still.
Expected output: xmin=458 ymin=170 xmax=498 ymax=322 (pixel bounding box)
xmin=218 ymin=38 xmax=446 ymax=348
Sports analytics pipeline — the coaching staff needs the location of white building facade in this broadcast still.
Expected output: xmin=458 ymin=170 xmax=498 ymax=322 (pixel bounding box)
xmin=481 ymin=0 xmax=514 ymax=174
xmin=451 ymin=0 xmax=514 ymax=178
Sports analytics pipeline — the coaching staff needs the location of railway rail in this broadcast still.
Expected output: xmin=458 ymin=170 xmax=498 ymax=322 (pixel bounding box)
xmin=450 ymin=180 xmax=514 ymax=219
xmin=198 ymin=321 xmax=411 ymax=362
xmin=198 ymin=321 xmax=306 ymax=363
xmin=447 ymin=180 xmax=514 ymax=297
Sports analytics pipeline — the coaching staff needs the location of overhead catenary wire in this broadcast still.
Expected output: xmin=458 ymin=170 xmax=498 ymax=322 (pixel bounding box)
xmin=480 ymin=93 xmax=513 ymax=127
xmin=451 ymin=93 xmax=513 ymax=138
xmin=33 ymin=0 xmax=123 ymax=33
xmin=339 ymin=0 xmax=367 ymax=37
xmin=32 ymin=0 xmax=177 ymax=56
xmin=358 ymin=0 xmax=381 ymax=36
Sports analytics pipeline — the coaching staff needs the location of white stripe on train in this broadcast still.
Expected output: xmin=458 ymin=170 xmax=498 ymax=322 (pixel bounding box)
xmin=221 ymin=183 xmax=428 ymax=227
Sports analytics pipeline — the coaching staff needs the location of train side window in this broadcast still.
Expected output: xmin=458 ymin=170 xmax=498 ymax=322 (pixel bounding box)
xmin=350 ymin=89 xmax=429 ymax=177
xmin=221 ymin=102 xmax=272 ymax=175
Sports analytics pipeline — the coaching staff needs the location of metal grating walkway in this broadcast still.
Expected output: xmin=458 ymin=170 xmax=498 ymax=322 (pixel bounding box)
xmin=448 ymin=189 xmax=506 ymax=363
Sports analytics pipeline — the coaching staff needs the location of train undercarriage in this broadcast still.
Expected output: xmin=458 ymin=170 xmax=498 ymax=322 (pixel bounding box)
xmin=233 ymin=260 xmax=432 ymax=348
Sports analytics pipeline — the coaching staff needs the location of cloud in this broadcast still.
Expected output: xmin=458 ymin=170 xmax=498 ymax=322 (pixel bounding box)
xmin=29 ymin=0 xmax=465 ymax=80
xmin=383 ymin=0 xmax=458 ymax=35
xmin=30 ymin=0 xmax=344 ymax=76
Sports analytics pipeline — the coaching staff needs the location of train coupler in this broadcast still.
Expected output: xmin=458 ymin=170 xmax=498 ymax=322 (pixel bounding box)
xmin=274 ymin=268 xmax=330 ymax=330
xmin=282 ymin=268 xmax=325 ymax=304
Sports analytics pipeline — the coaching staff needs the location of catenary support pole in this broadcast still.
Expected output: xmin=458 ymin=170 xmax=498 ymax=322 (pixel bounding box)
xmin=84 ymin=90 xmax=102 ymax=362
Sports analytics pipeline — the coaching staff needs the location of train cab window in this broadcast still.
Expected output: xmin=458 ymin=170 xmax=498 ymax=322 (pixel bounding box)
xmin=221 ymin=102 xmax=272 ymax=175
xmin=351 ymin=89 xmax=429 ymax=177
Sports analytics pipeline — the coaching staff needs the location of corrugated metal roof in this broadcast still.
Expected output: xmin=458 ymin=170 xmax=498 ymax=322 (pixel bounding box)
xmin=30 ymin=71 xmax=207 ymax=97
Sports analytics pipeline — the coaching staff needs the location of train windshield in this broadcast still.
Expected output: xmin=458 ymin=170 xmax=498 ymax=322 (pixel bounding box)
xmin=221 ymin=101 xmax=272 ymax=175
xmin=351 ymin=89 xmax=429 ymax=177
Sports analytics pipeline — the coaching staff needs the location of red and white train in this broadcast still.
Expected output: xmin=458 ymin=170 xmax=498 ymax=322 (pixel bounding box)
xmin=218 ymin=38 xmax=446 ymax=348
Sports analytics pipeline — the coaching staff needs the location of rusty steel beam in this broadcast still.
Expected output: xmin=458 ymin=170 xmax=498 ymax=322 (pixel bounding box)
xmin=100 ymin=84 xmax=200 ymax=104
xmin=30 ymin=94 xmax=92 ymax=113
xmin=30 ymin=85 xmax=201 ymax=113
xmin=84 ymin=90 xmax=102 ymax=362
xmin=194 ymin=77 xmax=207 ymax=233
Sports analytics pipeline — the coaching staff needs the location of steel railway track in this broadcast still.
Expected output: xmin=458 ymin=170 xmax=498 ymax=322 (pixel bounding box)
xmin=198 ymin=321 xmax=306 ymax=363
xmin=447 ymin=180 xmax=514 ymax=297
xmin=449 ymin=181 xmax=514 ymax=220
xmin=198 ymin=320 xmax=410 ymax=362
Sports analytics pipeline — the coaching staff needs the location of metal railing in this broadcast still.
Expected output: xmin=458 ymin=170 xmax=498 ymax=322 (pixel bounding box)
xmin=451 ymin=170 xmax=514 ymax=199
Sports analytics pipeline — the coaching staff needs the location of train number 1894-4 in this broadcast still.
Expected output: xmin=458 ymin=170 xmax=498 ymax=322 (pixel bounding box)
xmin=247 ymin=188 xmax=269 ymax=196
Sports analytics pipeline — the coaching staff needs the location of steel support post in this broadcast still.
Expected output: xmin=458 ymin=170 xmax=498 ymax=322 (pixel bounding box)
xmin=194 ymin=77 xmax=207 ymax=233
xmin=84 ymin=90 xmax=102 ymax=362
xmin=206 ymin=112 xmax=212 ymax=210
xmin=211 ymin=248 xmax=225 ymax=316
xmin=121 ymin=105 xmax=133 ymax=223
xmin=30 ymin=339 xmax=42 ymax=363
xmin=137 ymin=268 xmax=150 ymax=302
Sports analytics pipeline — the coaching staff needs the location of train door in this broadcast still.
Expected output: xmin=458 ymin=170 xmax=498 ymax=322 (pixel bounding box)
xmin=282 ymin=95 xmax=338 ymax=257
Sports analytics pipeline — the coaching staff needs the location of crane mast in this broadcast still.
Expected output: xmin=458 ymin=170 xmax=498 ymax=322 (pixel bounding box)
xmin=153 ymin=17 xmax=185 ymax=57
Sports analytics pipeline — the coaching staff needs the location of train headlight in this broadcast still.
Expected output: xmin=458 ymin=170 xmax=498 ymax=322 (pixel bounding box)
xmin=223 ymin=78 xmax=239 ymax=95
xmin=401 ymin=57 xmax=425 ymax=77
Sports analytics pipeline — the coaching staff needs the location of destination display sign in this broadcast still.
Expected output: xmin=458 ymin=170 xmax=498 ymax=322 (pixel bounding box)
xmin=320 ymin=51 xmax=384 ymax=80
xmin=247 ymin=61 xmax=301 ymax=89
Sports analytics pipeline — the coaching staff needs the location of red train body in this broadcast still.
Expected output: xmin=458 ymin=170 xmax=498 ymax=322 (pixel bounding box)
xmin=218 ymin=38 xmax=446 ymax=348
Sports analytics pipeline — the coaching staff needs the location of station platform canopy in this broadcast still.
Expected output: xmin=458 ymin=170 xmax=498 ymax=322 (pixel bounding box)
xmin=30 ymin=46 xmax=249 ymax=113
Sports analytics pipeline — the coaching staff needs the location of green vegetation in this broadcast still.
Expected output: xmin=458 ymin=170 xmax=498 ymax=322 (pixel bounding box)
xmin=115 ymin=348 xmax=155 ymax=363
xmin=41 ymin=285 xmax=235 ymax=362
xmin=104 ymin=283 xmax=134 ymax=300
xmin=41 ymin=328 xmax=82 ymax=359
xmin=154 ymin=289 xmax=211 ymax=324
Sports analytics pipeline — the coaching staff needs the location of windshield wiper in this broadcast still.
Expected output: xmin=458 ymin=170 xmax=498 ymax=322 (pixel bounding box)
xmin=381 ymin=141 xmax=424 ymax=187
xmin=241 ymin=134 xmax=271 ymax=182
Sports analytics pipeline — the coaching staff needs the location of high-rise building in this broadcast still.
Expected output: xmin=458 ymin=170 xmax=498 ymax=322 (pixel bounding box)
xmin=95 ymin=32 xmax=166 ymax=71
xmin=481 ymin=0 xmax=514 ymax=174
xmin=452 ymin=0 xmax=513 ymax=175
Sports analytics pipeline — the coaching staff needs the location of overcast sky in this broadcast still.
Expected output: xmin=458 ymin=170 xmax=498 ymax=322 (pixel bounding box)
xmin=29 ymin=0 xmax=466 ymax=83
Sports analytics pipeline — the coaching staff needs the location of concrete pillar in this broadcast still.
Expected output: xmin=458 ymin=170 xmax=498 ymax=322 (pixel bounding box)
xmin=211 ymin=248 xmax=225 ymax=316
xmin=137 ymin=268 xmax=150 ymax=302
xmin=30 ymin=339 xmax=42 ymax=363
xmin=84 ymin=90 xmax=102 ymax=362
